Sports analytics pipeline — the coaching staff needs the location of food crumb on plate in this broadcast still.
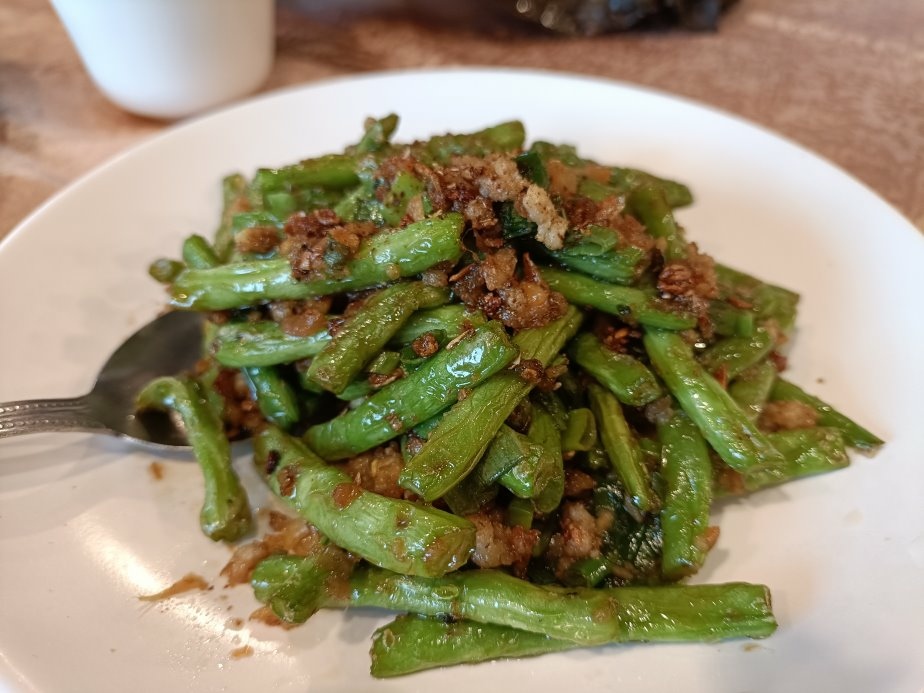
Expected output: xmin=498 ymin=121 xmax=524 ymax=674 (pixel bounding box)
xmin=148 ymin=461 xmax=165 ymax=480
xmin=137 ymin=573 xmax=209 ymax=602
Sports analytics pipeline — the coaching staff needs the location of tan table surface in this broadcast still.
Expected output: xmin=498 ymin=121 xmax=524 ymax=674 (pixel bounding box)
xmin=2 ymin=0 xmax=922 ymax=241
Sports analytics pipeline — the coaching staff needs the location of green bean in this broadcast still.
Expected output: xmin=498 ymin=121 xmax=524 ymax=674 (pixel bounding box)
xmin=171 ymin=214 xmax=465 ymax=310
xmin=743 ymin=427 xmax=850 ymax=490
xmin=230 ymin=210 xmax=283 ymax=235
xmin=148 ymin=258 xmax=184 ymax=284
xmin=417 ymin=121 xmax=526 ymax=164
xmin=587 ymin=382 xmax=655 ymax=515
xmin=699 ymin=326 xmax=775 ymax=381
xmin=474 ymin=424 xmax=540 ymax=483
xmin=710 ymin=299 xmax=756 ymax=337
xmin=507 ymin=497 xmax=535 ymax=529
xmin=306 ymin=321 xmax=518 ymax=460
xmin=566 ymin=557 xmax=610 ymax=588
xmin=528 ymin=141 xmax=588 ymax=168
xmin=333 ymin=378 xmax=375 ymax=402
xmin=214 ymin=172 xmax=248 ymax=262
xmin=561 ymin=408 xmax=597 ymax=452
xmin=306 ymin=283 xmax=448 ymax=394
xmin=350 ymin=113 xmax=399 ymax=155
xmin=242 ymin=366 xmax=300 ymax=429
xmin=136 ymin=377 xmax=251 ymax=542
xmin=398 ymin=306 xmax=583 ymax=501
xmin=728 ymin=360 xmax=778 ymax=420
xmin=546 ymin=246 xmax=649 ymax=286
xmin=499 ymin=415 xmax=560 ymax=503
xmin=627 ymin=183 xmax=687 ymax=261
xmin=528 ymin=142 xmax=693 ymax=208
xmin=769 ymin=379 xmax=883 ymax=450
xmin=610 ymin=167 xmax=693 ymax=208
xmin=251 ymin=154 xmax=360 ymax=194
xmin=251 ymin=551 xmax=328 ymax=624
xmin=535 ymin=390 xmax=570 ymax=432
xmin=254 ymin=427 xmax=474 ymax=577
xmin=213 ymin=321 xmax=331 ymax=368
xmin=545 ymin=225 xmax=649 ymax=285
xmin=369 ymin=581 xmax=775 ymax=677
xmin=171 ymin=260 xmax=301 ymax=309
xmin=373 ymin=616 xmax=562 ymax=677
xmin=539 ymin=267 xmax=696 ymax=330
xmin=391 ymin=304 xmax=486 ymax=345
xmin=181 ymin=234 xmax=220 ymax=269
xmin=644 ymin=328 xmax=785 ymax=477
xmin=264 ymin=190 xmax=296 ymax=219
xmin=254 ymin=557 xmax=624 ymax=645
xmin=366 ymin=350 xmax=403 ymax=376
xmin=336 ymin=167 xmax=426 ymax=227
xmin=348 ymin=567 xmax=626 ymax=644
xmin=715 ymin=264 xmax=799 ymax=334
xmin=525 ymin=402 xmax=565 ymax=513
xmin=569 ymin=332 xmax=662 ymax=406
xmin=441 ymin=424 xmax=539 ymax=515
xmin=583 ymin=446 xmax=610 ymax=472
xmin=576 ymin=178 xmax=616 ymax=202
xmin=195 ymin=322 xmax=227 ymax=421
xmin=441 ymin=476 xmax=499 ymax=517
xmin=658 ymin=412 xmax=714 ymax=580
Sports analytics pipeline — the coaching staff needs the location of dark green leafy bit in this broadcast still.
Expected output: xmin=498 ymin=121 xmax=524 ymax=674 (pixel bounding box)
xmin=593 ymin=477 xmax=663 ymax=585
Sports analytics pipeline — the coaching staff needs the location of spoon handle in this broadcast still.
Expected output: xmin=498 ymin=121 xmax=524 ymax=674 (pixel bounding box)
xmin=0 ymin=396 xmax=108 ymax=439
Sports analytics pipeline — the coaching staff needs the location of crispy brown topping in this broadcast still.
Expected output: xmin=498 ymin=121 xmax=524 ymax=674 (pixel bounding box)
xmin=481 ymin=247 xmax=517 ymax=291
xmin=234 ymin=226 xmax=280 ymax=255
xmin=563 ymin=469 xmax=597 ymax=497
xmin=221 ymin=541 xmax=274 ymax=587
xmin=281 ymin=209 xmax=376 ymax=281
xmin=336 ymin=443 xmax=412 ymax=500
xmin=545 ymin=159 xmax=579 ymax=197
xmin=331 ymin=482 xmax=363 ymax=509
xmin=758 ymin=400 xmax=819 ymax=432
xmin=593 ymin=316 xmax=638 ymax=353
xmin=769 ymin=351 xmax=788 ymax=372
xmin=656 ymin=242 xmax=718 ymax=333
xmin=411 ymin=332 xmax=440 ymax=358
xmin=264 ymin=449 xmax=281 ymax=475
xmin=368 ymin=370 xmax=404 ymax=388
xmin=546 ymin=502 xmax=610 ymax=579
xmin=467 ymin=509 xmax=540 ymax=576
xmin=276 ymin=464 xmax=299 ymax=497
xmin=644 ymin=396 xmax=675 ymax=426
xmin=511 ymin=358 xmax=545 ymax=384
xmin=421 ymin=263 xmax=451 ymax=287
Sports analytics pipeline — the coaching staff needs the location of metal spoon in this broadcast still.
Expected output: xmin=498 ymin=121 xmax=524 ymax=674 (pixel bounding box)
xmin=0 ymin=311 xmax=205 ymax=449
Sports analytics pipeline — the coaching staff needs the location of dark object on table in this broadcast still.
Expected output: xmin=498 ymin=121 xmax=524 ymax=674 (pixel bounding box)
xmin=512 ymin=0 xmax=737 ymax=35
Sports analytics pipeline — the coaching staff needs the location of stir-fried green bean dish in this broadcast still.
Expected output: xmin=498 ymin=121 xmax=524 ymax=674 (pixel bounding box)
xmin=142 ymin=115 xmax=883 ymax=677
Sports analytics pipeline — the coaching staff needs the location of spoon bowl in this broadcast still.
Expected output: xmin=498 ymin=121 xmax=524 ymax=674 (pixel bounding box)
xmin=0 ymin=310 xmax=205 ymax=449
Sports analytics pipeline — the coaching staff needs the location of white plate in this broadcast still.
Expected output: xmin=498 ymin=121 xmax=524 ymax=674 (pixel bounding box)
xmin=1 ymin=69 xmax=922 ymax=693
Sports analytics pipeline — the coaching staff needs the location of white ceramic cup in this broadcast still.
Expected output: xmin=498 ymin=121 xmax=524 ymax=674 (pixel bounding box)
xmin=50 ymin=0 xmax=276 ymax=119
